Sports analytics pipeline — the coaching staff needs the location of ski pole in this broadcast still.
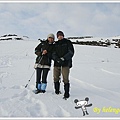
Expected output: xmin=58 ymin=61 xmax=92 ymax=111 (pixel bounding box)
xmin=25 ymin=55 xmax=44 ymax=88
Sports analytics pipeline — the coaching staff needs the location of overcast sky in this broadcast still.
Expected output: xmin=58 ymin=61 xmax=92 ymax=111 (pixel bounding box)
xmin=0 ymin=2 xmax=120 ymax=40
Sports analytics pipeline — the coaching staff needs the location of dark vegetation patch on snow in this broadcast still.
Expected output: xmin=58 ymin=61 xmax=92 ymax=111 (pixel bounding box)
xmin=0 ymin=34 xmax=29 ymax=41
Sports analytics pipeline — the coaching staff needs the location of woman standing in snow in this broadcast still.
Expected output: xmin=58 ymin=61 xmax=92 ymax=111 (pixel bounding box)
xmin=34 ymin=34 xmax=55 ymax=94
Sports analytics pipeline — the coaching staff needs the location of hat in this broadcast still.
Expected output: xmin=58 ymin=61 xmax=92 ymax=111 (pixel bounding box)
xmin=47 ymin=33 xmax=55 ymax=39
xmin=57 ymin=31 xmax=64 ymax=38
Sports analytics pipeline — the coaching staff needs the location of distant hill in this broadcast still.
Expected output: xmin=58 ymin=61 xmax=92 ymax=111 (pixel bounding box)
xmin=68 ymin=35 xmax=120 ymax=48
xmin=0 ymin=34 xmax=29 ymax=41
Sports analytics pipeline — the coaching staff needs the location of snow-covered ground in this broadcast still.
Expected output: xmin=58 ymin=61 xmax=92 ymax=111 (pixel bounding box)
xmin=0 ymin=39 xmax=120 ymax=118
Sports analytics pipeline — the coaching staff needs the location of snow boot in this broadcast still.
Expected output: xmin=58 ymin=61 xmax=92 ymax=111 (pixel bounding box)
xmin=35 ymin=83 xmax=41 ymax=94
xmin=41 ymin=83 xmax=47 ymax=93
xmin=64 ymin=83 xmax=70 ymax=98
xmin=54 ymin=81 xmax=60 ymax=94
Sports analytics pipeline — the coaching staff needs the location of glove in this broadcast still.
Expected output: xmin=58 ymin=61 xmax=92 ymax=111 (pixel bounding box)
xmin=56 ymin=57 xmax=65 ymax=65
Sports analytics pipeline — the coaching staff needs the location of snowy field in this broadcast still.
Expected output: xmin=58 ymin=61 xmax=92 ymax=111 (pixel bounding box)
xmin=0 ymin=39 xmax=120 ymax=119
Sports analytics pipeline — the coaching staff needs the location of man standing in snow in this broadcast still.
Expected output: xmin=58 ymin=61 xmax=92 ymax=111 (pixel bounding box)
xmin=52 ymin=31 xmax=74 ymax=99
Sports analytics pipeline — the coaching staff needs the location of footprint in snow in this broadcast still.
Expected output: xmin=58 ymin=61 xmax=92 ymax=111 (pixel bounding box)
xmin=11 ymin=89 xmax=28 ymax=99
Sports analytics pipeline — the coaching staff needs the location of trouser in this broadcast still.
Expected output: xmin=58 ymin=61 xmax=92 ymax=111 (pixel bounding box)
xmin=36 ymin=68 xmax=49 ymax=89
xmin=53 ymin=66 xmax=70 ymax=97
xmin=53 ymin=66 xmax=70 ymax=84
